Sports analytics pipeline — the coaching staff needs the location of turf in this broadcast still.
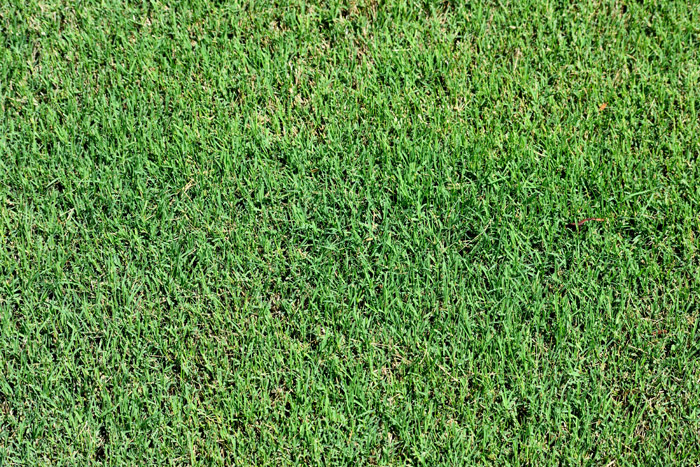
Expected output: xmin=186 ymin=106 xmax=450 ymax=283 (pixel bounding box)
xmin=1 ymin=0 xmax=700 ymax=464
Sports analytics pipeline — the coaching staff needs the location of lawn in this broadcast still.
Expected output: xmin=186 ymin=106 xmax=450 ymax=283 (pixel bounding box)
xmin=1 ymin=0 xmax=699 ymax=464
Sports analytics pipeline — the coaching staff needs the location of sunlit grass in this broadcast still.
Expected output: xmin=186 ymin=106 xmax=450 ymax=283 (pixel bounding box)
xmin=1 ymin=0 xmax=699 ymax=464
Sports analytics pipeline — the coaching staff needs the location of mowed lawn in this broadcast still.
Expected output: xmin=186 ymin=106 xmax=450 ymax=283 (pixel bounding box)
xmin=1 ymin=0 xmax=699 ymax=464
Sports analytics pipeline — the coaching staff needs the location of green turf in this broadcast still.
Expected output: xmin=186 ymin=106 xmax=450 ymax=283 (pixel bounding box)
xmin=1 ymin=0 xmax=699 ymax=464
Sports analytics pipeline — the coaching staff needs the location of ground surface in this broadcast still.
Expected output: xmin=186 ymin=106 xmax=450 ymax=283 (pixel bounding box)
xmin=1 ymin=0 xmax=699 ymax=464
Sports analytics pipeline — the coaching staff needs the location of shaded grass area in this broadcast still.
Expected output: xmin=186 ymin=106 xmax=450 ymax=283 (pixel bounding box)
xmin=1 ymin=0 xmax=699 ymax=464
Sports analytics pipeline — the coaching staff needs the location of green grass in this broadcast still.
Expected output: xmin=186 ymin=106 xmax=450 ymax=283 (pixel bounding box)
xmin=1 ymin=0 xmax=700 ymax=464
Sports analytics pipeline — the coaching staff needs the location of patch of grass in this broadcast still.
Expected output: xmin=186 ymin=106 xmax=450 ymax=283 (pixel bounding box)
xmin=1 ymin=0 xmax=699 ymax=464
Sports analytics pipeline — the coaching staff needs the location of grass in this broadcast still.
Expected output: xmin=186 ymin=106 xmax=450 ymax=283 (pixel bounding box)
xmin=1 ymin=0 xmax=699 ymax=464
